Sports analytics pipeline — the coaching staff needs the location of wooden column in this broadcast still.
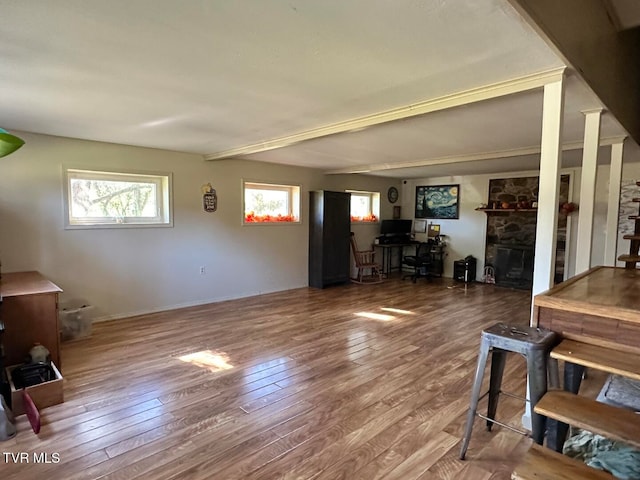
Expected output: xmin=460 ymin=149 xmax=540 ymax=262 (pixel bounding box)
xmin=532 ymin=77 xmax=565 ymax=300
xmin=604 ymin=140 xmax=625 ymax=266
xmin=575 ymin=109 xmax=602 ymax=274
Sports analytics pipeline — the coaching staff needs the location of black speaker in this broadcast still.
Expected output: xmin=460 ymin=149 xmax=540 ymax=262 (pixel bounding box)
xmin=454 ymin=256 xmax=477 ymax=283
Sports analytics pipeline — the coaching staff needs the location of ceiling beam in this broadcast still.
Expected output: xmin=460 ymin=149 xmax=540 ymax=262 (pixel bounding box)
xmin=204 ymin=67 xmax=566 ymax=161
xmin=325 ymin=135 xmax=627 ymax=174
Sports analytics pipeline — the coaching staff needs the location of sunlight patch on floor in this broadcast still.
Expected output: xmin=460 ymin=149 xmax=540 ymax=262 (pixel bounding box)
xmin=354 ymin=311 xmax=395 ymax=321
xmin=178 ymin=350 xmax=234 ymax=372
xmin=380 ymin=307 xmax=415 ymax=315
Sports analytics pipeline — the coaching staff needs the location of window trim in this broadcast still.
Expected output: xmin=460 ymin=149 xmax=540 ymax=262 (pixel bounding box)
xmin=347 ymin=190 xmax=380 ymax=223
xmin=242 ymin=180 xmax=301 ymax=225
xmin=63 ymin=166 xmax=173 ymax=229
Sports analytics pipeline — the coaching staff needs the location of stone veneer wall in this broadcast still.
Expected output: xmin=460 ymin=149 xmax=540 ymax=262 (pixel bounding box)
xmin=485 ymin=175 xmax=570 ymax=283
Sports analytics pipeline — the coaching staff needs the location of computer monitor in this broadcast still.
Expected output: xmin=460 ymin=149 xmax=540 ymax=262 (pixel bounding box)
xmin=380 ymin=219 xmax=412 ymax=235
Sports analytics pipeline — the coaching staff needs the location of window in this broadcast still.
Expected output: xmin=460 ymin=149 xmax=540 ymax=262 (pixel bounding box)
xmin=243 ymin=181 xmax=300 ymax=224
xmin=64 ymin=168 xmax=172 ymax=228
xmin=348 ymin=190 xmax=380 ymax=222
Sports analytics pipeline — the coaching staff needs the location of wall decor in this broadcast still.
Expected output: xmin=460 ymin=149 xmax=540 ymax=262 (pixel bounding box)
xmin=413 ymin=219 xmax=427 ymax=233
xmin=201 ymin=183 xmax=217 ymax=212
xmin=392 ymin=205 xmax=401 ymax=219
xmin=415 ymin=184 xmax=459 ymax=219
xmin=619 ymin=180 xmax=637 ymax=236
xmin=387 ymin=186 xmax=399 ymax=204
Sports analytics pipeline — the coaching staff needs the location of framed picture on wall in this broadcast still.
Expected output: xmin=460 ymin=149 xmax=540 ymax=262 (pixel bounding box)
xmin=415 ymin=184 xmax=460 ymax=219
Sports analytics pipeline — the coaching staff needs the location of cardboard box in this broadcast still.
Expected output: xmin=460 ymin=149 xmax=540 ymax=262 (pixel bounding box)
xmin=6 ymin=362 xmax=63 ymax=416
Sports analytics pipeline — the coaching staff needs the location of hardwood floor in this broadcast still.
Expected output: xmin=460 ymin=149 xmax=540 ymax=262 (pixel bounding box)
xmin=2 ymin=278 xmax=606 ymax=479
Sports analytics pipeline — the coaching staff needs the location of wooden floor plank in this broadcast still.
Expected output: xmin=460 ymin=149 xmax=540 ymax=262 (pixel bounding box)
xmin=3 ymin=278 xmax=607 ymax=480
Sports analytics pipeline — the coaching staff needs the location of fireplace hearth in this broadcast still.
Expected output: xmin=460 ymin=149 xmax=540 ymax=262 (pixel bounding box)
xmin=493 ymin=244 xmax=534 ymax=290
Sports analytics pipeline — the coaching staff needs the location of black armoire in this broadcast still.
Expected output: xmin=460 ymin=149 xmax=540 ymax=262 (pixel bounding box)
xmin=309 ymin=190 xmax=351 ymax=288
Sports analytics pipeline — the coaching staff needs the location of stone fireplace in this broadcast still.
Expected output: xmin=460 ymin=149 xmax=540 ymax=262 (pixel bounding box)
xmin=483 ymin=175 xmax=570 ymax=289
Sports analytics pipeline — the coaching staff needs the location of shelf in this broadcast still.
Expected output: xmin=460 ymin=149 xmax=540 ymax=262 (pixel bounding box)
xmin=475 ymin=208 xmax=538 ymax=213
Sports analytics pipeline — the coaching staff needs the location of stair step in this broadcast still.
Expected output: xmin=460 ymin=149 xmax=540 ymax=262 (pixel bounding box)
xmin=632 ymin=198 xmax=640 ymax=203
xmin=628 ymin=215 xmax=640 ymax=220
xmin=551 ymin=340 xmax=640 ymax=381
xmin=512 ymin=444 xmax=614 ymax=480
xmin=535 ymin=391 xmax=640 ymax=449
xmin=618 ymin=254 xmax=640 ymax=263
xmin=623 ymin=234 xmax=640 ymax=240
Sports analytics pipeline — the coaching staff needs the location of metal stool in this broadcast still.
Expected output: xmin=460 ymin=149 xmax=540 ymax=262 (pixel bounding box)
xmin=459 ymin=323 xmax=558 ymax=460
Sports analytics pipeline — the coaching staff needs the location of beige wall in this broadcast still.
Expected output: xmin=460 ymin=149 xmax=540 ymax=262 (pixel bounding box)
xmin=3 ymin=131 xmax=638 ymax=321
xmin=0 ymin=132 xmax=398 ymax=321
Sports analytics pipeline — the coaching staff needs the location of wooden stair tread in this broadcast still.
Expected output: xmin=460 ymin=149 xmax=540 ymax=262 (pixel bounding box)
xmin=628 ymin=215 xmax=640 ymax=220
xmin=551 ymin=340 xmax=640 ymax=381
xmin=535 ymin=391 xmax=640 ymax=449
xmin=623 ymin=234 xmax=640 ymax=240
xmin=511 ymin=444 xmax=614 ymax=480
xmin=618 ymin=254 xmax=640 ymax=262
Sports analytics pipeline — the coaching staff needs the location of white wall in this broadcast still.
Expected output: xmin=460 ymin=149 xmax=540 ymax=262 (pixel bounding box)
xmin=3 ymin=131 xmax=638 ymax=320
xmin=0 ymin=132 xmax=396 ymax=321
xmin=401 ymin=175 xmax=488 ymax=279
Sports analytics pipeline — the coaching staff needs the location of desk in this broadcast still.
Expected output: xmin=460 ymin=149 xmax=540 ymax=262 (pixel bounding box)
xmin=374 ymin=243 xmax=414 ymax=276
xmin=0 ymin=271 xmax=63 ymax=368
xmin=374 ymin=242 xmax=445 ymax=277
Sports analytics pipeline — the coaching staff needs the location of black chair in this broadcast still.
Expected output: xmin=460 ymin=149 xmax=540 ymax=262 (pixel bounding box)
xmin=402 ymin=243 xmax=433 ymax=282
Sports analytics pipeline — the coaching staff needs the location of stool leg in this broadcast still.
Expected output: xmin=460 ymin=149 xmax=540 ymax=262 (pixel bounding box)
xmin=486 ymin=349 xmax=507 ymax=431
xmin=547 ymin=357 xmax=560 ymax=390
xmin=527 ymin=350 xmax=549 ymax=445
xmin=546 ymin=361 xmax=585 ymax=452
xmin=459 ymin=340 xmax=490 ymax=460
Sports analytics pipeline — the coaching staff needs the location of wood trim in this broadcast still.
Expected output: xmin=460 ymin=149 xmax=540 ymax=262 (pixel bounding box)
xmin=204 ymin=68 xmax=566 ymax=161
xmin=326 ymin=136 xmax=627 ymax=175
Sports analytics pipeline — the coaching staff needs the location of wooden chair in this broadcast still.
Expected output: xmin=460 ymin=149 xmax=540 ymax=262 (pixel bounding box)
xmin=349 ymin=233 xmax=383 ymax=284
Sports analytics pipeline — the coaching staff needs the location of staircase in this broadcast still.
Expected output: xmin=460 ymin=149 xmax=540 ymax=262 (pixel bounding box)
xmin=618 ymin=181 xmax=640 ymax=268
xmin=511 ymin=339 xmax=640 ymax=479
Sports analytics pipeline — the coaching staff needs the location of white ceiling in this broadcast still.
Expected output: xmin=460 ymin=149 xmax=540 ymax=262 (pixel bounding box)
xmin=0 ymin=0 xmax=635 ymax=178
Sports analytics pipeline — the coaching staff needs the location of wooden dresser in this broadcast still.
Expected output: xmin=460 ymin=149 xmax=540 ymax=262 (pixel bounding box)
xmin=0 ymin=271 xmax=63 ymax=368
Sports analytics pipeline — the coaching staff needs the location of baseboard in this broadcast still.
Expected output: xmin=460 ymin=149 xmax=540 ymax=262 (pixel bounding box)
xmin=91 ymin=285 xmax=305 ymax=324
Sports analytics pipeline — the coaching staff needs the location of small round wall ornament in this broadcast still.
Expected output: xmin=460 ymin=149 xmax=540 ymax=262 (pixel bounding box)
xmin=387 ymin=186 xmax=399 ymax=204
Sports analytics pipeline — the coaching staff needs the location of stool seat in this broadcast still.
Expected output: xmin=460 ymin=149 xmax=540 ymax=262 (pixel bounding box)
xmin=482 ymin=323 xmax=557 ymax=354
xmin=459 ymin=322 xmax=558 ymax=460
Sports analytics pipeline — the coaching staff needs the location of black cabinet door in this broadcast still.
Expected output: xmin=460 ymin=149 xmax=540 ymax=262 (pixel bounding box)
xmin=309 ymin=191 xmax=351 ymax=288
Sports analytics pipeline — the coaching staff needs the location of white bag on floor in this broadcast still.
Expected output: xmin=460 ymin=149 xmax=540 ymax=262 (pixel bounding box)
xmin=0 ymin=395 xmax=16 ymax=441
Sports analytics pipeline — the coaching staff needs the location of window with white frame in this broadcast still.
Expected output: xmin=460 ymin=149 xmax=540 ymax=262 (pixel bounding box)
xmin=243 ymin=181 xmax=300 ymax=223
xmin=64 ymin=168 xmax=172 ymax=228
xmin=348 ymin=190 xmax=380 ymax=222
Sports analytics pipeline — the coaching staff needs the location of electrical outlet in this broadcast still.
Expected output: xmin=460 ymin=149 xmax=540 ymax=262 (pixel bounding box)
xmin=199 ymin=266 xmax=205 ymax=275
